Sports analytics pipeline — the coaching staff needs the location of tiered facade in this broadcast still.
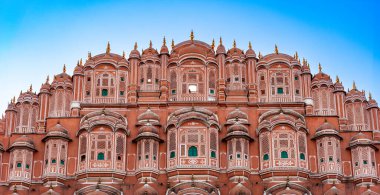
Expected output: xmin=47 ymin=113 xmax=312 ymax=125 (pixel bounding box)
xmin=0 ymin=34 xmax=380 ymax=194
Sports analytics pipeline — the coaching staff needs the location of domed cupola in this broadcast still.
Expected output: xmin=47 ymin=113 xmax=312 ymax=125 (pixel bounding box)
xmin=17 ymin=85 xmax=39 ymax=105
xmin=245 ymin=41 xmax=256 ymax=58
xmin=312 ymin=121 xmax=342 ymax=140
xmin=51 ymin=65 xmax=73 ymax=89
xmin=301 ymin=58 xmax=311 ymax=74
xmin=216 ymin=37 xmax=226 ymax=54
xmin=312 ymin=64 xmax=333 ymax=85
xmin=346 ymin=81 xmax=366 ymax=102
xmin=368 ymin=92 xmax=378 ymax=108
xmin=349 ymin=133 xmax=376 ymax=148
xmin=227 ymin=40 xmax=245 ymax=59
xmin=85 ymin=42 xmax=128 ymax=66
xmin=39 ymin=76 xmax=51 ymax=94
xmin=129 ymin=42 xmax=141 ymax=59
xmin=160 ymin=37 xmax=169 ymax=54
xmin=6 ymin=97 xmax=17 ymax=112
xmin=225 ymin=107 xmax=249 ymax=125
xmin=142 ymin=41 xmax=159 ymax=59
xmin=133 ymin=108 xmax=162 ymax=142
xmin=73 ymin=59 xmax=84 ymax=75
xmin=9 ymin=135 xmax=36 ymax=151
xmin=42 ymin=123 xmax=72 ymax=142
xmin=333 ymin=76 xmax=345 ymax=92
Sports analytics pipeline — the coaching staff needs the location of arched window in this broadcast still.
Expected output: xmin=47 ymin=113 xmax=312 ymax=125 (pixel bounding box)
xmin=210 ymin=151 xmax=216 ymax=158
xmin=170 ymin=151 xmax=175 ymax=158
xmin=97 ymin=152 xmax=105 ymax=160
xmin=188 ymin=146 xmax=198 ymax=157
xmin=263 ymin=154 xmax=269 ymax=161
xmin=300 ymin=153 xmax=305 ymax=160
xmin=281 ymin=151 xmax=288 ymax=158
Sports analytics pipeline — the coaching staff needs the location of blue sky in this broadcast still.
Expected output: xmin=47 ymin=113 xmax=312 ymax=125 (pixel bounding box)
xmin=0 ymin=0 xmax=379 ymax=112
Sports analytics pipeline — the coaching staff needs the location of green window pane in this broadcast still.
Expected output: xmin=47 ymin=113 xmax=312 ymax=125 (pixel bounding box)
xmin=277 ymin=88 xmax=284 ymax=94
xmin=52 ymin=159 xmax=56 ymax=164
xmin=145 ymin=155 xmax=149 ymax=159
xmin=300 ymin=153 xmax=305 ymax=160
xmin=263 ymin=154 xmax=269 ymax=161
xmin=101 ymin=89 xmax=108 ymax=96
xmin=329 ymin=156 xmax=333 ymax=162
xmin=210 ymin=89 xmax=215 ymax=94
xmin=170 ymin=151 xmax=175 ymax=158
xmin=97 ymin=152 xmax=105 ymax=160
xmin=26 ymin=164 xmax=30 ymax=169
xmin=60 ymin=160 xmax=65 ymax=165
xmin=188 ymin=146 xmax=198 ymax=157
xmin=281 ymin=151 xmax=288 ymax=158
xmin=171 ymin=89 xmax=176 ymax=94
xmin=237 ymin=153 xmax=241 ymax=158
xmin=211 ymin=151 xmax=216 ymax=158
xmin=363 ymin=160 xmax=368 ymax=164
xmin=16 ymin=162 xmax=22 ymax=168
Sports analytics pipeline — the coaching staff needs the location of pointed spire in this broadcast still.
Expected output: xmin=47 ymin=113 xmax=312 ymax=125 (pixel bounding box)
xmin=190 ymin=30 xmax=194 ymax=41
xmin=149 ymin=40 xmax=152 ymax=48
xmin=88 ymin=52 xmax=92 ymax=60
xmin=80 ymin=58 xmax=83 ymax=66
xmin=275 ymin=44 xmax=279 ymax=54
xmin=258 ymin=52 xmax=262 ymax=59
xmin=171 ymin=39 xmax=175 ymax=49
xmin=13 ymin=96 xmax=16 ymax=103
xmin=46 ymin=75 xmax=49 ymax=84
xmin=163 ymin=36 xmax=166 ymax=47
xmin=219 ymin=37 xmax=223 ymax=45
xmin=211 ymin=39 xmax=215 ymax=49
xmin=318 ymin=63 xmax=322 ymax=72
xmin=63 ymin=64 xmax=66 ymax=73
xmin=369 ymin=92 xmax=373 ymax=100
xmin=122 ymin=51 xmax=125 ymax=58
xmin=29 ymin=84 xmax=33 ymax=92
xmin=134 ymin=42 xmax=138 ymax=50
xmin=336 ymin=75 xmax=340 ymax=83
xmin=294 ymin=51 xmax=298 ymax=60
xmin=248 ymin=41 xmax=252 ymax=50
xmin=302 ymin=58 xmax=306 ymax=66
xmin=233 ymin=39 xmax=236 ymax=48
xmin=106 ymin=41 xmax=111 ymax=54
xmin=352 ymin=81 xmax=357 ymax=90
xmin=76 ymin=60 xmax=79 ymax=66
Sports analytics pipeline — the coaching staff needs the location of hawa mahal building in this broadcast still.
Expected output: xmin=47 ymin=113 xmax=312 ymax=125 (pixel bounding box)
xmin=0 ymin=33 xmax=379 ymax=195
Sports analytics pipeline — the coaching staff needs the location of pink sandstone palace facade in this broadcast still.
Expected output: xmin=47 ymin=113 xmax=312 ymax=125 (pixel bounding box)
xmin=0 ymin=33 xmax=379 ymax=195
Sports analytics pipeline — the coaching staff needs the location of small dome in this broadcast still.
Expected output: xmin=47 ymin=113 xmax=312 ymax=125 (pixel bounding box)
xmin=312 ymin=72 xmax=332 ymax=83
xmin=17 ymin=88 xmax=39 ymax=104
xmin=74 ymin=64 xmax=84 ymax=74
xmin=216 ymin=44 xmax=226 ymax=54
xmin=137 ymin=108 xmax=159 ymax=122
xmin=245 ymin=48 xmax=256 ymax=58
xmin=129 ymin=43 xmax=141 ymax=59
xmin=160 ymin=45 xmax=169 ymax=54
xmin=227 ymin=47 xmax=244 ymax=57
xmin=350 ymin=132 xmax=371 ymax=142
xmin=227 ymin=123 xmax=248 ymax=133
xmin=316 ymin=121 xmax=335 ymax=132
xmin=227 ymin=108 xmax=248 ymax=121
xmin=53 ymin=71 xmax=72 ymax=84
xmin=138 ymin=124 xmax=159 ymax=134
xmin=43 ymin=124 xmax=71 ymax=142
xmin=142 ymin=47 xmax=159 ymax=57
xmin=10 ymin=135 xmax=36 ymax=151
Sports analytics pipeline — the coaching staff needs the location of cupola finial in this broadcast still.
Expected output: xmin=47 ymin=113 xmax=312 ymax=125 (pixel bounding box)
xmin=211 ymin=39 xmax=215 ymax=49
xmin=80 ymin=58 xmax=83 ymax=66
xmin=46 ymin=75 xmax=49 ymax=84
xmin=171 ymin=39 xmax=175 ymax=49
xmin=336 ymin=75 xmax=340 ymax=83
xmin=233 ymin=39 xmax=236 ymax=48
xmin=88 ymin=52 xmax=92 ymax=60
xmin=248 ymin=41 xmax=252 ymax=50
xmin=163 ymin=36 xmax=166 ymax=47
xmin=106 ymin=41 xmax=111 ymax=54
xmin=29 ymin=84 xmax=33 ymax=92
xmin=352 ymin=81 xmax=357 ymax=90
xmin=294 ymin=51 xmax=298 ymax=60
xmin=275 ymin=44 xmax=279 ymax=54
xmin=63 ymin=64 xmax=66 ymax=73
xmin=190 ymin=30 xmax=194 ymax=41
xmin=219 ymin=37 xmax=223 ymax=45
xmin=149 ymin=40 xmax=152 ymax=48
xmin=134 ymin=42 xmax=138 ymax=50
xmin=122 ymin=51 xmax=125 ymax=58
xmin=318 ymin=63 xmax=322 ymax=72
xmin=369 ymin=92 xmax=372 ymax=100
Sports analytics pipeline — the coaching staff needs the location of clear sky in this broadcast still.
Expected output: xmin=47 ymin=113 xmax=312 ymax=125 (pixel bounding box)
xmin=0 ymin=0 xmax=379 ymax=112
